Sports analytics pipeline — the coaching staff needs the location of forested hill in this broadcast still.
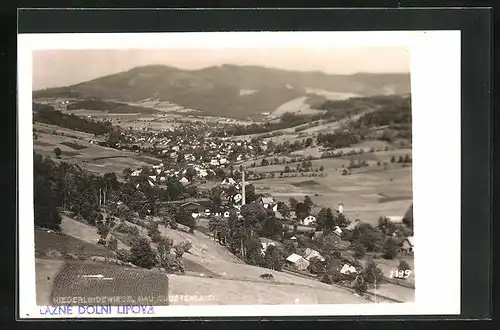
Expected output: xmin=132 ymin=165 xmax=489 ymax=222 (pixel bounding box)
xmin=33 ymin=65 xmax=411 ymax=119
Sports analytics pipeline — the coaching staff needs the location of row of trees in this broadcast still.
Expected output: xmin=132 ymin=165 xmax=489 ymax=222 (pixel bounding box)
xmin=33 ymin=103 xmax=113 ymax=136
xmin=34 ymin=153 xmax=195 ymax=231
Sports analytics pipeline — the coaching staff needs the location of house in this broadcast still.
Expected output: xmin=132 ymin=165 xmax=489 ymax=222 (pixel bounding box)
xmin=303 ymin=248 xmax=325 ymax=262
xmin=179 ymin=177 xmax=189 ymax=184
xmin=221 ymin=177 xmax=236 ymax=185
xmin=344 ymin=219 xmax=361 ymax=231
xmin=334 ymin=226 xmax=343 ymax=236
xmin=340 ymin=264 xmax=358 ymax=275
xmin=272 ymin=204 xmax=278 ymax=212
xmin=400 ymin=236 xmax=414 ymax=254
xmin=302 ymin=215 xmax=316 ymax=226
xmin=386 ymin=216 xmax=404 ymax=224
xmin=259 ymin=237 xmax=283 ymax=253
xmin=286 ymin=253 xmax=310 ymax=271
xmin=258 ymin=197 xmax=275 ymax=209
xmin=131 ymin=169 xmax=142 ymax=177
xmin=233 ymin=193 xmax=243 ymax=203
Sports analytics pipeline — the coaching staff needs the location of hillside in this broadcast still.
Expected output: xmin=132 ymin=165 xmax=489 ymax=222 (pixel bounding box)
xmin=33 ymin=64 xmax=411 ymax=119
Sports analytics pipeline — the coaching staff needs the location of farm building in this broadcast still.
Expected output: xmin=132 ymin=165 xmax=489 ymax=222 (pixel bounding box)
xmin=302 ymin=215 xmax=317 ymax=226
xmin=334 ymin=226 xmax=343 ymax=236
xmin=400 ymin=236 xmax=414 ymax=254
xmin=221 ymin=177 xmax=236 ymax=185
xmin=303 ymin=248 xmax=325 ymax=262
xmin=259 ymin=237 xmax=283 ymax=254
xmin=258 ymin=197 xmax=275 ymax=209
xmin=340 ymin=264 xmax=358 ymax=275
xmin=286 ymin=253 xmax=310 ymax=271
xmin=386 ymin=216 xmax=404 ymax=224
xmin=344 ymin=219 xmax=361 ymax=231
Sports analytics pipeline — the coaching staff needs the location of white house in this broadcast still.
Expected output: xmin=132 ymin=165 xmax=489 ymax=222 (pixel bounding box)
xmin=131 ymin=169 xmax=142 ymax=177
xmin=386 ymin=216 xmax=404 ymax=224
xmin=259 ymin=237 xmax=282 ymax=254
xmin=303 ymin=248 xmax=325 ymax=262
xmin=258 ymin=197 xmax=275 ymax=209
xmin=179 ymin=177 xmax=189 ymax=184
xmin=334 ymin=226 xmax=343 ymax=236
xmin=223 ymin=211 xmax=230 ymax=218
xmin=302 ymin=215 xmax=317 ymax=226
xmin=340 ymin=264 xmax=358 ymax=275
xmin=272 ymin=204 xmax=278 ymax=212
xmin=286 ymin=253 xmax=310 ymax=271
xmin=233 ymin=193 xmax=243 ymax=203
xmin=222 ymin=178 xmax=237 ymax=185
xmin=338 ymin=203 xmax=344 ymax=214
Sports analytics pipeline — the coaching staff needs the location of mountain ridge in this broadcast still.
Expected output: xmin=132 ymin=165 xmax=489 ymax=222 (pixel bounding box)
xmin=34 ymin=64 xmax=411 ymax=118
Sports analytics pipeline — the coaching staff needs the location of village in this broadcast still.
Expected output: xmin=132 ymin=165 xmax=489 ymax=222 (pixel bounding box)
xmin=33 ymin=86 xmax=414 ymax=304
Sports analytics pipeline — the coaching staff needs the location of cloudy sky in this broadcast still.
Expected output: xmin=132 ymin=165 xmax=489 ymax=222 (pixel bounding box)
xmin=32 ymin=47 xmax=410 ymax=90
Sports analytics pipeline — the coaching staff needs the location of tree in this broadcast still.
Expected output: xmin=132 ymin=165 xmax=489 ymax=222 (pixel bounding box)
xmin=390 ymin=156 xmax=396 ymax=163
xmin=97 ymin=223 xmax=110 ymax=245
xmin=316 ymin=208 xmax=328 ymax=230
xmin=289 ymin=198 xmax=299 ymax=210
xmin=130 ymin=237 xmax=157 ymax=269
xmin=245 ymin=184 xmax=257 ymax=204
xmin=325 ymin=208 xmax=335 ymax=231
xmin=319 ymin=165 xmax=324 ymax=172
xmin=398 ymin=260 xmax=411 ymax=272
xmin=107 ymin=236 xmax=118 ymax=251
xmin=402 ymin=204 xmax=414 ymax=234
xmin=263 ymin=245 xmax=284 ymax=271
xmin=304 ymin=195 xmax=314 ymax=209
xmin=173 ymin=242 xmax=192 ymax=258
xmin=185 ymin=166 xmax=197 ymax=181
xmin=362 ymin=258 xmax=383 ymax=286
xmin=295 ymin=202 xmax=310 ymax=220
xmin=34 ymin=175 xmax=62 ymax=230
xmin=308 ymin=257 xmax=326 ymax=275
xmin=122 ymin=167 xmax=133 ymax=180
xmin=404 ymin=154 xmax=411 ymax=163
xmin=53 ymin=147 xmax=62 ymax=158
xmin=352 ymin=240 xmax=366 ymax=259
xmin=397 ymin=156 xmax=404 ymax=163
xmin=383 ymin=238 xmax=399 ymax=260
xmin=351 ymin=223 xmax=385 ymax=252
xmin=156 ymin=236 xmax=174 ymax=267
xmin=353 ymin=275 xmax=368 ymax=295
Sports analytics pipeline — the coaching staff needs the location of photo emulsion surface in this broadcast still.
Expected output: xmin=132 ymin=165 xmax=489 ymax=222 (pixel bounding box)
xmin=30 ymin=45 xmax=415 ymax=309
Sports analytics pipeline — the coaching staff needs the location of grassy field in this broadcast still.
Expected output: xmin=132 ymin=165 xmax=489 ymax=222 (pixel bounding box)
xmin=35 ymin=229 xmax=116 ymax=259
xmin=250 ymin=165 xmax=412 ymax=224
xmin=33 ymin=123 xmax=162 ymax=175
xmin=60 ymin=216 xmax=129 ymax=250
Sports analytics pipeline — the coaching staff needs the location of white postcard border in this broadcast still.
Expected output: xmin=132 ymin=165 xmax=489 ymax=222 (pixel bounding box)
xmin=18 ymin=30 xmax=461 ymax=318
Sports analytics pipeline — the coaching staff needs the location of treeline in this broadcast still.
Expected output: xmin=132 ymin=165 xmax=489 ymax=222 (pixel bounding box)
xmin=214 ymin=112 xmax=323 ymax=137
xmin=33 ymin=103 xmax=113 ymax=136
xmin=33 ymin=153 xmax=195 ymax=231
xmin=316 ymin=131 xmax=360 ymax=149
xmin=67 ymin=99 xmax=159 ymax=114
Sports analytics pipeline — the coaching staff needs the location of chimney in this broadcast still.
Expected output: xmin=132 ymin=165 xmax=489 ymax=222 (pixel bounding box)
xmin=241 ymin=168 xmax=246 ymax=205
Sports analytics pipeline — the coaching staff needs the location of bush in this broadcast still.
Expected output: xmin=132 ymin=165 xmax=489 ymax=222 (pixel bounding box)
xmin=382 ymin=238 xmax=399 ymax=259
xmin=398 ymin=260 xmax=411 ymax=272
xmin=130 ymin=237 xmax=157 ymax=269
xmin=107 ymin=236 xmax=118 ymax=251
xmin=116 ymin=249 xmax=132 ymax=263
xmin=173 ymin=242 xmax=192 ymax=258
xmin=353 ymin=276 xmax=368 ymax=295
xmin=170 ymin=221 xmax=179 ymax=230
xmin=352 ymin=241 xmax=367 ymax=259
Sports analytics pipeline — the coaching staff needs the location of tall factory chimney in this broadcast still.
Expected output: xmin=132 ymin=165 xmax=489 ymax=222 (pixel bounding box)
xmin=241 ymin=168 xmax=246 ymax=205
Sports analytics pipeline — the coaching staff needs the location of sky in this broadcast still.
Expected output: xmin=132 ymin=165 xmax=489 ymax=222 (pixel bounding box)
xmin=32 ymin=47 xmax=410 ymax=90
